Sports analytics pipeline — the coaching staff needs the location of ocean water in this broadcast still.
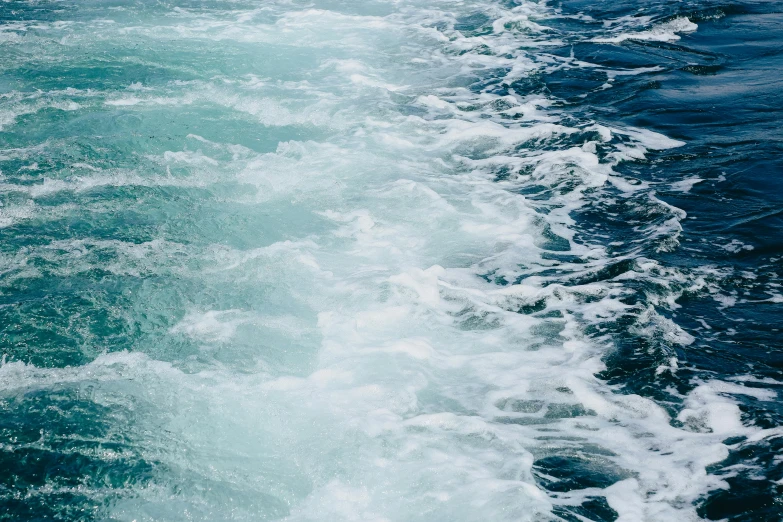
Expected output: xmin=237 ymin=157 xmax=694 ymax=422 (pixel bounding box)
xmin=0 ymin=0 xmax=781 ymax=520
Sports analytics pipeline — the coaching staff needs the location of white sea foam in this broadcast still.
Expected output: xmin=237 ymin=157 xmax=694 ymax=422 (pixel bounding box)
xmin=670 ymin=177 xmax=704 ymax=193
xmin=593 ymin=17 xmax=698 ymax=44
xmin=0 ymin=1 xmax=761 ymax=521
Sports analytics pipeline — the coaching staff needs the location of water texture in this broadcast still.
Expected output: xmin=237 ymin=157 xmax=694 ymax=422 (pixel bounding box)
xmin=0 ymin=0 xmax=781 ymax=520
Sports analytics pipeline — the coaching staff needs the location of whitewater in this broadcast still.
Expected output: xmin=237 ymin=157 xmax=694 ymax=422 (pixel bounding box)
xmin=1 ymin=0 xmax=781 ymax=521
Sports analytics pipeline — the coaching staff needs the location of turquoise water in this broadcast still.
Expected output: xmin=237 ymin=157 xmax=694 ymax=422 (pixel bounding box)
xmin=1 ymin=1 xmax=781 ymax=520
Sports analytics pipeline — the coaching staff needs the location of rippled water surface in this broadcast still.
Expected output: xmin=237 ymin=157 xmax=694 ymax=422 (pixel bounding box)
xmin=0 ymin=1 xmax=781 ymax=520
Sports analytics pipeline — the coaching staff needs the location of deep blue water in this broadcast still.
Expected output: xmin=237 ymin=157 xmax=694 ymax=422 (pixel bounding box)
xmin=0 ymin=0 xmax=781 ymax=521
xmin=545 ymin=1 xmax=783 ymax=519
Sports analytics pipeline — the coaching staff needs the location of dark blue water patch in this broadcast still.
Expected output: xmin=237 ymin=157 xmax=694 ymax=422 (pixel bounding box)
xmin=534 ymin=454 xmax=627 ymax=493
xmin=0 ymin=385 xmax=158 ymax=521
xmin=533 ymin=453 xmax=627 ymax=521
xmin=537 ymin=0 xmax=783 ymax=519
xmin=699 ymin=434 xmax=783 ymax=521
xmin=452 ymin=0 xmax=783 ymax=516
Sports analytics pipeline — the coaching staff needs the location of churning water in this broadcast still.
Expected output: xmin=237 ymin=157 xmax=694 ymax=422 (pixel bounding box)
xmin=0 ymin=0 xmax=781 ymax=520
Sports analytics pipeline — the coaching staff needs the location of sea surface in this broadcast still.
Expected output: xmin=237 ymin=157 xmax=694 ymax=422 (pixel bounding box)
xmin=0 ymin=0 xmax=781 ymax=520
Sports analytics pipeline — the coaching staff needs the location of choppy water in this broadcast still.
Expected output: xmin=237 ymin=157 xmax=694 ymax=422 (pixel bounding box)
xmin=1 ymin=1 xmax=781 ymax=520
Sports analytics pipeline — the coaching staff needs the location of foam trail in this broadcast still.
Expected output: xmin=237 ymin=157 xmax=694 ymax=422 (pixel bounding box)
xmin=0 ymin=1 xmax=768 ymax=521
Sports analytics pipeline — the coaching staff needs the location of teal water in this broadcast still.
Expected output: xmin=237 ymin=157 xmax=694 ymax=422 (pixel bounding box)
xmin=1 ymin=1 xmax=781 ymax=521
